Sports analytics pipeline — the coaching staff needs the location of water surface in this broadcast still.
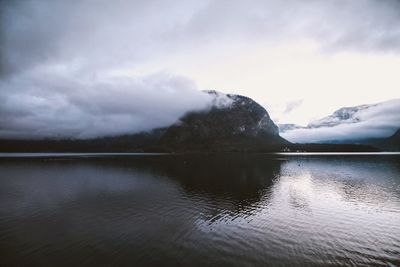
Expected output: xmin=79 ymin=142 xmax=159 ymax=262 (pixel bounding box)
xmin=0 ymin=154 xmax=399 ymax=266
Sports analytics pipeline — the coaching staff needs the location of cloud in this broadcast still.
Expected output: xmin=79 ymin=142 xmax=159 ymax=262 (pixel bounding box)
xmin=0 ymin=0 xmax=207 ymax=77
xmin=1 ymin=0 xmax=400 ymax=139
xmin=284 ymin=99 xmax=303 ymax=114
xmin=0 ymin=0 xmax=214 ymax=139
xmin=281 ymin=99 xmax=400 ymax=143
xmin=0 ymin=71 xmax=212 ymax=139
xmin=176 ymin=0 xmax=400 ymax=53
xmin=2 ymin=0 xmax=400 ymax=77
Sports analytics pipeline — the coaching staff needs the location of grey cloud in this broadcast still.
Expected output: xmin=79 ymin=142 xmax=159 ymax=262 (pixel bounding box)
xmin=0 ymin=72 xmax=212 ymax=139
xmin=1 ymin=0 xmax=400 ymax=139
xmin=0 ymin=0 xmax=213 ymax=138
xmin=2 ymin=0 xmax=400 ymax=76
xmin=176 ymin=0 xmax=400 ymax=52
xmin=0 ymin=0 xmax=207 ymax=77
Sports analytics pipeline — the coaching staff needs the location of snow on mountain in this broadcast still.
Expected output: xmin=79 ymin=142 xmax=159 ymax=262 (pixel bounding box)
xmin=281 ymin=99 xmax=400 ymax=143
xmin=203 ymin=90 xmax=235 ymax=109
xmin=307 ymin=104 xmax=377 ymax=128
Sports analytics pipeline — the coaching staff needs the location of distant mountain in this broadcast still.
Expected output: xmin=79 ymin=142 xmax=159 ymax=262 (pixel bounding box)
xmin=387 ymin=128 xmax=400 ymax=144
xmin=280 ymin=99 xmax=400 ymax=146
xmin=159 ymin=90 xmax=288 ymax=151
xmin=307 ymin=104 xmax=376 ymax=128
xmin=279 ymin=103 xmax=381 ymax=134
xmin=378 ymin=128 xmax=400 ymax=151
xmin=369 ymin=128 xmax=400 ymax=151
xmin=385 ymin=128 xmax=400 ymax=149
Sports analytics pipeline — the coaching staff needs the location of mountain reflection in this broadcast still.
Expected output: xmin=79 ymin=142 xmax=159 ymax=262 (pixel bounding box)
xmin=128 ymin=154 xmax=280 ymax=201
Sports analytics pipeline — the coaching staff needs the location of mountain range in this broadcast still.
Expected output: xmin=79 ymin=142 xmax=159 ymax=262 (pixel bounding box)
xmin=279 ymin=99 xmax=400 ymax=148
xmin=0 ymin=91 xmax=397 ymax=152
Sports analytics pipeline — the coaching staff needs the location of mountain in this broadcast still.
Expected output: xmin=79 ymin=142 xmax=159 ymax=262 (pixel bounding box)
xmin=159 ymin=90 xmax=288 ymax=151
xmin=384 ymin=128 xmax=400 ymax=149
xmin=307 ymin=104 xmax=376 ymax=128
xmin=279 ymin=103 xmax=381 ymax=134
xmin=0 ymin=91 xmax=389 ymax=152
xmin=0 ymin=91 xmax=288 ymax=152
xmin=280 ymin=99 xmax=400 ymax=145
xmin=387 ymin=128 xmax=400 ymax=143
xmin=370 ymin=128 xmax=400 ymax=151
xmin=278 ymin=104 xmax=378 ymax=135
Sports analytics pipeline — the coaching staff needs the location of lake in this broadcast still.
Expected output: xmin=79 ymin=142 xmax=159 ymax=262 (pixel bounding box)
xmin=0 ymin=153 xmax=399 ymax=266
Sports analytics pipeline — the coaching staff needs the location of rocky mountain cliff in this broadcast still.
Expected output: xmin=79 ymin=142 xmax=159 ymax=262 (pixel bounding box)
xmin=159 ymin=90 xmax=288 ymax=151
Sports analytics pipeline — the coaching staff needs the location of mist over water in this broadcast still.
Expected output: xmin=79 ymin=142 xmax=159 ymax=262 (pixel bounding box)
xmin=0 ymin=154 xmax=399 ymax=266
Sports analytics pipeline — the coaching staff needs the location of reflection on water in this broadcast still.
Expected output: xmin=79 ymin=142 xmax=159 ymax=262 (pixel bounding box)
xmin=0 ymin=154 xmax=399 ymax=266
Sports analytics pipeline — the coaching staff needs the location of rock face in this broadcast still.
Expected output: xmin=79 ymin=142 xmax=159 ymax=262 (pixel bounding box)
xmin=159 ymin=90 xmax=288 ymax=150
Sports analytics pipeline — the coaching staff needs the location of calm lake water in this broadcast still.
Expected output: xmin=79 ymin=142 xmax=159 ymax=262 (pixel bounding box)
xmin=0 ymin=153 xmax=399 ymax=266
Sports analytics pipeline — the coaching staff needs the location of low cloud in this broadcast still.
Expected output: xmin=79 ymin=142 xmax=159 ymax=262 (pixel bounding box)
xmin=281 ymin=99 xmax=400 ymax=143
xmin=0 ymin=72 xmax=212 ymax=139
xmin=284 ymin=99 xmax=303 ymax=114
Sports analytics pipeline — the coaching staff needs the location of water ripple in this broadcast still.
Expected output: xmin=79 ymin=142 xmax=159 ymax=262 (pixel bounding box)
xmin=0 ymin=154 xmax=399 ymax=266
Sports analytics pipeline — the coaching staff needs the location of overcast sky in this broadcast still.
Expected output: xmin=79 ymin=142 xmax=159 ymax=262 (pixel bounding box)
xmin=1 ymin=0 xmax=399 ymax=139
